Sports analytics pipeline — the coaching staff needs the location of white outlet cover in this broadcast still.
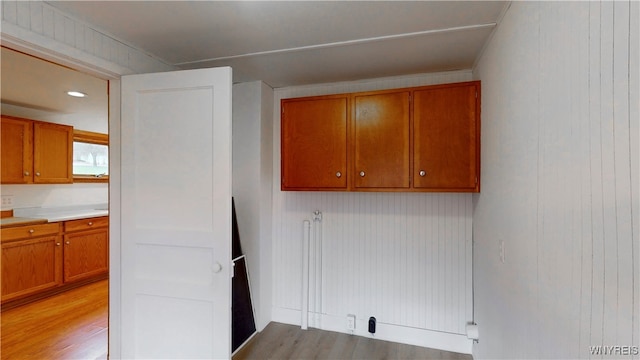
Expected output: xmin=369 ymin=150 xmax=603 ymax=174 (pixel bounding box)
xmin=347 ymin=314 xmax=356 ymax=330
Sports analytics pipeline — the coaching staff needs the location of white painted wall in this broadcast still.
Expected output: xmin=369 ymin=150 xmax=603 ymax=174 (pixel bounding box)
xmin=232 ymin=81 xmax=274 ymax=331
xmin=473 ymin=2 xmax=639 ymax=358
xmin=0 ymin=183 xmax=107 ymax=210
xmin=271 ymin=70 xmax=477 ymax=354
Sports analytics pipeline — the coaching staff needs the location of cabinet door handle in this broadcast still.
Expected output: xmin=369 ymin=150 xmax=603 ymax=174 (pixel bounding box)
xmin=419 ymin=170 xmax=426 ymax=177
xmin=65 ymin=241 xmax=70 ymax=245
xmin=35 ymin=172 xmax=41 ymax=176
xmin=335 ymin=171 xmax=342 ymax=178
xmin=56 ymin=242 xmax=61 ymax=246
xmin=359 ymin=171 xmax=365 ymax=177
xmin=88 ymin=222 xmax=93 ymax=226
xmin=28 ymin=229 xmax=35 ymax=234
xmin=24 ymin=171 xmax=30 ymax=176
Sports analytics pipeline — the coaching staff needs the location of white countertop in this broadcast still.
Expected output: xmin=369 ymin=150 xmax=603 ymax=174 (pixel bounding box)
xmin=13 ymin=204 xmax=109 ymax=223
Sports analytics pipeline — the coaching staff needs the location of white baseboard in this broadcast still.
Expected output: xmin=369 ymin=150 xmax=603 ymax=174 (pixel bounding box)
xmin=271 ymin=307 xmax=472 ymax=355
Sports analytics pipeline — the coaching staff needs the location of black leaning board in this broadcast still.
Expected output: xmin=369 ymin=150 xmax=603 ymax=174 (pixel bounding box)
xmin=232 ymin=256 xmax=256 ymax=352
xmin=231 ymin=198 xmax=256 ymax=352
xmin=232 ymin=198 xmax=243 ymax=259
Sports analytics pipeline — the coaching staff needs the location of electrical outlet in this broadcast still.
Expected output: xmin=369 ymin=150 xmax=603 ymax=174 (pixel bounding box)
xmin=346 ymin=314 xmax=356 ymax=331
xmin=1 ymin=195 xmax=14 ymax=208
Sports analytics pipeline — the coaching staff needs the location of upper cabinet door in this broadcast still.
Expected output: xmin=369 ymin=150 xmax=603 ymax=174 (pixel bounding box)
xmin=1 ymin=116 xmax=33 ymax=184
xmin=413 ymin=82 xmax=480 ymax=191
xmin=281 ymin=96 xmax=348 ymax=190
xmin=33 ymin=122 xmax=73 ymax=184
xmin=354 ymin=91 xmax=410 ymax=189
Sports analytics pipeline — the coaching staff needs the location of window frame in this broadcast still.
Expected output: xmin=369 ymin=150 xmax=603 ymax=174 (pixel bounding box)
xmin=73 ymin=129 xmax=109 ymax=183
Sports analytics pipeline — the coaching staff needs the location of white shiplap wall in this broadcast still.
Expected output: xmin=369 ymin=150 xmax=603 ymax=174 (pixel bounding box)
xmin=272 ymin=71 xmax=476 ymax=353
xmin=473 ymin=1 xmax=639 ymax=359
xmin=1 ymin=0 xmax=173 ymax=76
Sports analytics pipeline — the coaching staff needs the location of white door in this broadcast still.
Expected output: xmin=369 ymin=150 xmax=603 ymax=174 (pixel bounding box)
xmin=120 ymin=67 xmax=232 ymax=359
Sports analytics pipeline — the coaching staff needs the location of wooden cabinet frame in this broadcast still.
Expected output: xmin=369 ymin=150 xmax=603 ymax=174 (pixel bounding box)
xmin=1 ymin=115 xmax=73 ymax=184
xmin=1 ymin=217 xmax=109 ymax=307
xmin=281 ymin=81 xmax=481 ymax=192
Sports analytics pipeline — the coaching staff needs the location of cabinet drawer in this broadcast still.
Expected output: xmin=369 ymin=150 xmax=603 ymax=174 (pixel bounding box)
xmin=1 ymin=222 xmax=61 ymax=242
xmin=64 ymin=216 xmax=109 ymax=232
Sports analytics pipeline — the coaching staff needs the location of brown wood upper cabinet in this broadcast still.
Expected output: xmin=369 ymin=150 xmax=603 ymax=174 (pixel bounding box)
xmin=413 ymin=82 xmax=480 ymax=192
xmin=281 ymin=95 xmax=349 ymax=190
xmin=280 ymin=81 xmax=480 ymax=192
xmin=354 ymin=90 xmax=410 ymax=189
xmin=1 ymin=116 xmax=73 ymax=184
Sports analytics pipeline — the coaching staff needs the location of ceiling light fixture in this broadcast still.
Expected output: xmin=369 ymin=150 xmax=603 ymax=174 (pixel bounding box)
xmin=67 ymin=91 xmax=87 ymax=98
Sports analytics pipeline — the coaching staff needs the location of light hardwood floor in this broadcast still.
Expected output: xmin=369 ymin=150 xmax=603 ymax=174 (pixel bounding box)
xmin=233 ymin=322 xmax=472 ymax=360
xmin=1 ymin=279 xmax=108 ymax=360
xmin=2 ymin=282 xmax=471 ymax=360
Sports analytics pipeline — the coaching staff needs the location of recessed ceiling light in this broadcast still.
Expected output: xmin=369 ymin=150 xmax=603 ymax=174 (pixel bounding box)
xmin=67 ymin=91 xmax=87 ymax=98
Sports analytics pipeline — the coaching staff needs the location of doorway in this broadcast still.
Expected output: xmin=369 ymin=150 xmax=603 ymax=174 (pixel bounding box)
xmin=0 ymin=46 xmax=110 ymax=357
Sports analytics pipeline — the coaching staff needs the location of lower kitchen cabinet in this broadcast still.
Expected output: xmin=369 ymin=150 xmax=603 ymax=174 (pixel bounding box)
xmin=63 ymin=217 xmax=109 ymax=283
xmin=1 ymin=223 xmax=63 ymax=303
xmin=1 ymin=216 xmax=109 ymax=306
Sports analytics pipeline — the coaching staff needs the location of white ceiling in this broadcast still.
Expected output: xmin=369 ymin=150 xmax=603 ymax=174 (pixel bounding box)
xmin=1 ymin=47 xmax=109 ymax=133
xmin=46 ymin=1 xmax=508 ymax=88
xmin=2 ymin=1 xmax=507 ymax=129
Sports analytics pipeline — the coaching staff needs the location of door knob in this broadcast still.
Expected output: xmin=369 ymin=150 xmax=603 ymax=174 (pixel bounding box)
xmin=359 ymin=171 xmax=365 ymax=177
xmin=419 ymin=170 xmax=426 ymax=177
xmin=336 ymin=171 xmax=342 ymax=178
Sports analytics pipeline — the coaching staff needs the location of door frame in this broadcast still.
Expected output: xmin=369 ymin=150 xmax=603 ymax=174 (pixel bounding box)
xmin=1 ymin=35 xmax=153 ymax=359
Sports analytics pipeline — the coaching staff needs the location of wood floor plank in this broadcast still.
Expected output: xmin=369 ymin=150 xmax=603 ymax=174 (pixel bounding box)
xmin=1 ymin=279 xmax=108 ymax=360
xmin=234 ymin=322 xmax=473 ymax=360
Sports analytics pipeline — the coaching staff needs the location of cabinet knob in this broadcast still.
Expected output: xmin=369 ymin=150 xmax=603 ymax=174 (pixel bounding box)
xmin=28 ymin=229 xmax=35 ymax=234
xmin=65 ymin=241 xmax=70 ymax=245
xmin=88 ymin=222 xmax=93 ymax=226
xmin=35 ymin=172 xmax=41 ymax=176
xmin=419 ymin=170 xmax=426 ymax=177
xmin=212 ymin=262 xmax=223 ymax=274
xmin=24 ymin=171 xmax=30 ymax=176
xmin=359 ymin=171 xmax=365 ymax=177
xmin=335 ymin=171 xmax=342 ymax=178
xmin=56 ymin=242 xmax=61 ymax=246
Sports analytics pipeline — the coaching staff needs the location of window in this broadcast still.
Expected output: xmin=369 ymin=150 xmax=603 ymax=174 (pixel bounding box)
xmin=73 ymin=129 xmax=108 ymax=182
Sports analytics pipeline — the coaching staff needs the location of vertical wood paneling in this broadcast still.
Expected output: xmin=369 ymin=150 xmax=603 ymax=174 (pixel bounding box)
xmin=630 ymin=1 xmax=640 ymax=351
xmin=2 ymin=1 xmax=17 ymax=24
xmin=273 ymin=71 xmax=475 ymax=336
xmin=29 ymin=2 xmax=43 ymax=35
xmin=16 ymin=1 xmax=30 ymax=29
xmin=273 ymin=192 xmax=472 ymax=334
xmin=612 ymin=1 xmax=634 ymax=349
xmin=473 ymin=1 xmax=638 ymax=359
